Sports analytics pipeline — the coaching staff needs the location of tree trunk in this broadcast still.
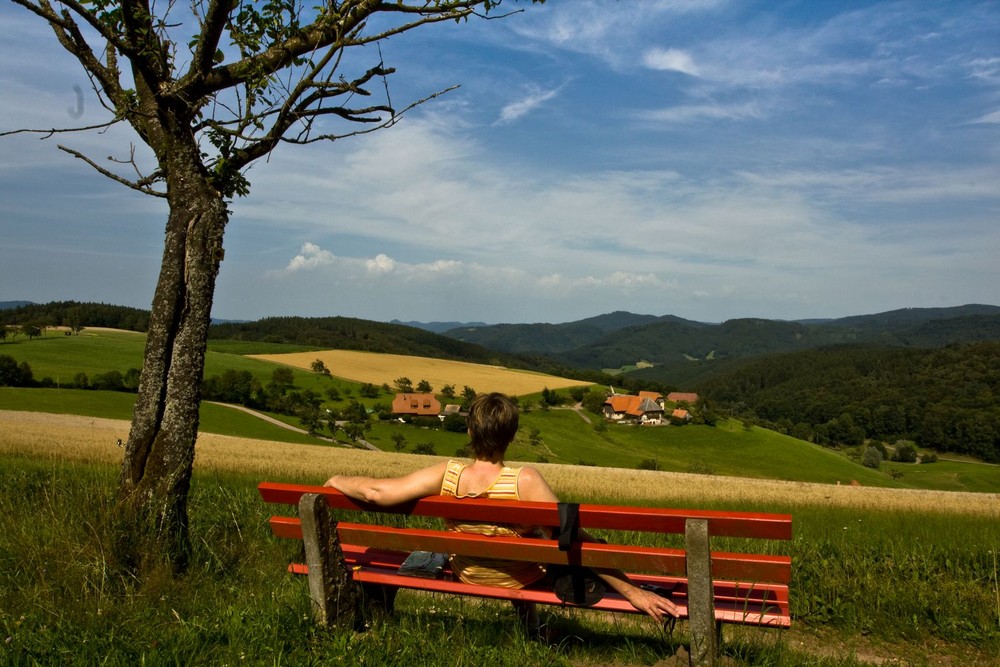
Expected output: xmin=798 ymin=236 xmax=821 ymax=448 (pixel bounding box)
xmin=116 ymin=133 xmax=228 ymax=574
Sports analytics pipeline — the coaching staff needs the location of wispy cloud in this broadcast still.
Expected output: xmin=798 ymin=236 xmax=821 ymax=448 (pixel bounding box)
xmin=968 ymin=109 xmax=1000 ymax=124
xmin=634 ymin=101 xmax=762 ymax=124
xmin=642 ymin=48 xmax=700 ymax=77
xmin=496 ymin=86 xmax=562 ymax=124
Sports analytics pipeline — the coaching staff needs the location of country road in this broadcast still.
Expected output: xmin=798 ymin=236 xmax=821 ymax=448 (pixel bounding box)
xmin=208 ymin=401 xmax=379 ymax=451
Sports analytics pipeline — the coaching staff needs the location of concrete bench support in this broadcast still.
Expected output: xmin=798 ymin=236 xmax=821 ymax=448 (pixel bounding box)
xmin=299 ymin=493 xmax=358 ymax=628
xmin=686 ymin=518 xmax=721 ymax=666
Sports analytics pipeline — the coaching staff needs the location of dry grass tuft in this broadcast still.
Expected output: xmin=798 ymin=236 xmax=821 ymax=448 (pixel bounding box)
xmin=3 ymin=410 xmax=998 ymax=517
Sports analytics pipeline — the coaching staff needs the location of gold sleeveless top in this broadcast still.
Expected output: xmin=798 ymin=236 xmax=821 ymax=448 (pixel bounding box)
xmin=440 ymin=459 xmax=547 ymax=588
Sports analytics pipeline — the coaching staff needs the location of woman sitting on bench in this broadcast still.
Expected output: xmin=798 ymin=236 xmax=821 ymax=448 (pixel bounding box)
xmin=324 ymin=391 xmax=678 ymax=632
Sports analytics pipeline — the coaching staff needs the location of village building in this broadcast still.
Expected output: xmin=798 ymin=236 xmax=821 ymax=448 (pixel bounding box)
xmin=391 ymin=392 xmax=442 ymax=418
xmin=667 ymin=391 xmax=699 ymax=405
xmin=602 ymin=393 xmax=665 ymax=425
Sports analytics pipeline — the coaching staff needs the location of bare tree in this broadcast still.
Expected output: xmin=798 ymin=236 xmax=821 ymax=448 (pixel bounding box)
xmin=5 ymin=0 xmax=542 ymax=574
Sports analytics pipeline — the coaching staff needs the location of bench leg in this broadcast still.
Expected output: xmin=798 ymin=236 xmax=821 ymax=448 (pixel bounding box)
xmin=300 ymin=493 xmax=359 ymax=629
xmin=685 ymin=518 xmax=719 ymax=667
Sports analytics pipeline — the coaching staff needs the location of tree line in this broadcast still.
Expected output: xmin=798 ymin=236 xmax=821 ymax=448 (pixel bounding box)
xmin=696 ymin=342 xmax=1000 ymax=462
xmin=1 ymin=301 xmax=151 ymax=333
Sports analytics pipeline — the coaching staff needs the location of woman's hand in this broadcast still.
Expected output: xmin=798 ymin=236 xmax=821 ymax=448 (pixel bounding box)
xmin=620 ymin=584 xmax=681 ymax=622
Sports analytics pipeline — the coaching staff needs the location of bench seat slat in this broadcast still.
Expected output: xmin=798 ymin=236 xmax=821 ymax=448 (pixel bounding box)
xmin=258 ymin=482 xmax=792 ymax=540
xmin=270 ymin=516 xmax=791 ymax=584
xmin=282 ymin=562 xmax=790 ymax=628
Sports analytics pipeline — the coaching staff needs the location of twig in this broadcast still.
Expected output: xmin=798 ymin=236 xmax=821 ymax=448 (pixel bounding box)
xmin=57 ymin=145 xmax=167 ymax=198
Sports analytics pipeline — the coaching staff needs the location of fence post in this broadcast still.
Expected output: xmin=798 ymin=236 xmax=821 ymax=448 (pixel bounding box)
xmin=299 ymin=492 xmax=358 ymax=628
xmin=685 ymin=518 xmax=719 ymax=667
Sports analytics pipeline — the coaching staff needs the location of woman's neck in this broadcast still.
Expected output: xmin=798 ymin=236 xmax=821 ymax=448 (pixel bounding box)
xmin=471 ymin=455 xmax=504 ymax=466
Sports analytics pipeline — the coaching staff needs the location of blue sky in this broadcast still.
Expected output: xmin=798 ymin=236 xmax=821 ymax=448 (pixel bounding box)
xmin=1 ymin=0 xmax=998 ymax=325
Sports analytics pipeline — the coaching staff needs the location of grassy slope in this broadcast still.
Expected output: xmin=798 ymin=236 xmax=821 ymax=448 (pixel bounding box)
xmin=2 ymin=330 xmax=997 ymax=493
xmin=2 ymin=455 xmax=997 ymax=666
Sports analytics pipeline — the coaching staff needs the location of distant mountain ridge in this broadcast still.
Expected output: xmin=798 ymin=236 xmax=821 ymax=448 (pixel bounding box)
xmin=7 ymin=300 xmax=998 ymax=388
xmin=0 ymin=301 xmax=35 ymax=310
xmin=390 ymin=319 xmax=490 ymax=334
xmin=442 ymin=304 xmax=1000 ymax=384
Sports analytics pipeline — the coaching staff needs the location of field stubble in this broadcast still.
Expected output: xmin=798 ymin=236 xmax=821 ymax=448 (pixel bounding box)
xmin=248 ymin=349 xmax=590 ymax=397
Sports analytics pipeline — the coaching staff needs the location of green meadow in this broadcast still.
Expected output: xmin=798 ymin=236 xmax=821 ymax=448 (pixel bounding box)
xmin=2 ymin=327 xmax=998 ymax=493
xmin=1 ymin=453 xmax=997 ymax=666
xmin=2 ymin=328 xmax=1000 ymax=664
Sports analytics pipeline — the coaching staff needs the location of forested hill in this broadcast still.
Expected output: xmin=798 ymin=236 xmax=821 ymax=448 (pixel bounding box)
xmin=694 ymin=341 xmax=1000 ymax=463
xmin=206 ymin=316 xmax=570 ymax=373
xmin=1 ymin=301 xmax=151 ymax=332
xmin=446 ymin=304 xmax=1000 ymax=382
xmin=444 ymin=311 xmax=704 ymax=355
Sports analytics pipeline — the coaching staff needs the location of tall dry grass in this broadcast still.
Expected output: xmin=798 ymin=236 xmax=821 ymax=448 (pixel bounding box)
xmin=4 ymin=410 xmax=997 ymax=517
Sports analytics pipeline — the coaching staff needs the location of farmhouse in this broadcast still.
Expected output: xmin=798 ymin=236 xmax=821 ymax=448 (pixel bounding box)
xmin=671 ymin=408 xmax=692 ymax=421
xmin=667 ymin=391 xmax=699 ymax=404
xmin=638 ymin=390 xmax=665 ymax=408
xmin=602 ymin=393 xmax=665 ymax=425
xmin=391 ymin=393 xmax=442 ymax=418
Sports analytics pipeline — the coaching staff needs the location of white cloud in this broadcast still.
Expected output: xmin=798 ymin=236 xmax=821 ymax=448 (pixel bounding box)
xmin=635 ymin=102 xmax=762 ymax=124
xmin=968 ymin=109 xmax=1000 ymax=124
xmin=497 ymin=87 xmax=561 ymax=124
xmin=366 ymin=253 xmax=396 ymax=274
xmin=283 ymin=242 xmax=337 ymax=272
xmin=642 ymin=48 xmax=700 ymax=77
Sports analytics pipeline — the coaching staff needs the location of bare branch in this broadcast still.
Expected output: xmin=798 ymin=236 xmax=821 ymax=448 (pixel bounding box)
xmin=57 ymin=144 xmax=167 ymax=198
xmin=281 ymin=84 xmax=460 ymax=146
xmin=0 ymin=121 xmax=120 ymax=139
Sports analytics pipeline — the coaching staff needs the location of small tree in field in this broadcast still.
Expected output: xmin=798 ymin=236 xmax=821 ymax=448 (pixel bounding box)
xmin=4 ymin=0 xmax=543 ymax=575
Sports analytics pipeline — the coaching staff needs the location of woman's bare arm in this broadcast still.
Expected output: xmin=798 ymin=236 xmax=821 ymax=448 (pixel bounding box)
xmin=324 ymin=461 xmax=449 ymax=506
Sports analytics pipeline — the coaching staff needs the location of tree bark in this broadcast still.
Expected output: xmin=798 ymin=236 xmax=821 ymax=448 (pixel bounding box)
xmin=116 ymin=130 xmax=228 ymax=573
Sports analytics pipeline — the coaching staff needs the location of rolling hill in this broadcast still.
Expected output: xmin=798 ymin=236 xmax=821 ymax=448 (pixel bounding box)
xmin=443 ymin=304 xmax=1000 ymax=385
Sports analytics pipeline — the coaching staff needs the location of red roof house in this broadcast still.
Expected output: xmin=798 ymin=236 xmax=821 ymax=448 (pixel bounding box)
xmin=602 ymin=394 xmax=665 ymax=424
xmin=392 ymin=393 xmax=441 ymax=417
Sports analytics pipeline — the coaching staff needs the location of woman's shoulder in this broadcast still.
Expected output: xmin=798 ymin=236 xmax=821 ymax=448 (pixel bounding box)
xmin=513 ymin=465 xmax=559 ymax=502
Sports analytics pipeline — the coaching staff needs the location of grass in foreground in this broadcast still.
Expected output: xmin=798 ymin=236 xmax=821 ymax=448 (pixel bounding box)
xmin=0 ymin=457 xmax=779 ymax=666
xmin=1 ymin=440 xmax=998 ymax=665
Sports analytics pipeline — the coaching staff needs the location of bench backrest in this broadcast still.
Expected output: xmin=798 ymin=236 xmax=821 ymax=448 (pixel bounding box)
xmin=259 ymin=482 xmax=792 ymax=584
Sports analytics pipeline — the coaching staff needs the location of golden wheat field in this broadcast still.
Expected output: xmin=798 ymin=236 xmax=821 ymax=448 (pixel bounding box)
xmin=248 ymin=350 xmax=590 ymax=396
xmin=4 ymin=410 xmax=998 ymax=517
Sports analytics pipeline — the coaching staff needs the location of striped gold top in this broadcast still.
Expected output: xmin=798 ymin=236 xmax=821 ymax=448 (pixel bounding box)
xmin=440 ymin=459 xmax=547 ymax=588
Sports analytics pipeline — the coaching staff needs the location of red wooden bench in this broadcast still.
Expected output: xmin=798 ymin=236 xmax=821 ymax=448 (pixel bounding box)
xmin=259 ymin=481 xmax=792 ymax=666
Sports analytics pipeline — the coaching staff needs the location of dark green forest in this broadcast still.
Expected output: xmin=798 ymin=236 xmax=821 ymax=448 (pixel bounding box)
xmin=1 ymin=301 xmax=151 ymax=332
xmin=696 ymin=342 xmax=1000 ymax=462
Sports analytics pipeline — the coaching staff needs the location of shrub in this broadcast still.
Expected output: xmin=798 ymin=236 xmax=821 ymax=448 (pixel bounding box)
xmin=413 ymin=442 xmax=436 ymax=456
xmin=442 ymin=413 xmax=467 ymax=433
xmin=637 ymin=458 xmax=660 ymax=471
xmin=892 ymin=443 xmax=918 ymax=463
xmin=862 ymin=446 xmax=883 ymax=469
xmin=91 ymin=370 xmax=124 ymax=391
xmin=359 ymin=383 xmax=381 ymax=398
xmin=687 ymin=460 xmax=715 ymax=475
xmin=0 ymin=355 xmax=33 ymax=387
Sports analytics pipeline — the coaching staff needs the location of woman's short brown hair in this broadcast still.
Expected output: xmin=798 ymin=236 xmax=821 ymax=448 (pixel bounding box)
xmin=466 ymin=392 xmax=519 ymax=460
